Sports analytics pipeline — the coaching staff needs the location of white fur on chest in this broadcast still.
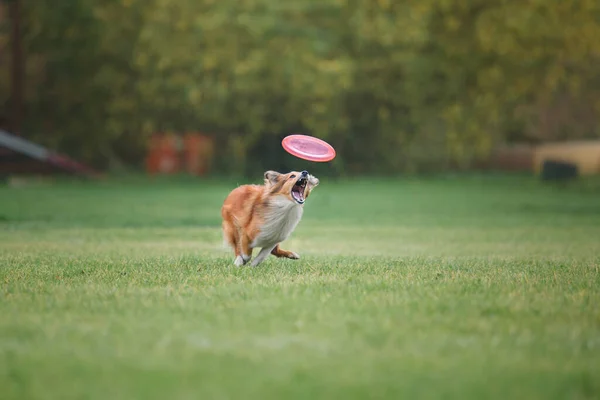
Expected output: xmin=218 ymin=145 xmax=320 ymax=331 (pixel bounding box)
xmin=252 ymin=196 xmax=303 ymax=248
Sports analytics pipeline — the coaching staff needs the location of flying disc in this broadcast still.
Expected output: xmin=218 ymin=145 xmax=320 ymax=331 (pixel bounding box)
xmin=281 ymin=134 xmax=336 ymax=162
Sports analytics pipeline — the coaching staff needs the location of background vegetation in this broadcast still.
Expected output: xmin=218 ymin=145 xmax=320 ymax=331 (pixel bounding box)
xmin=1 ymin=0 xmax=600 ymax=174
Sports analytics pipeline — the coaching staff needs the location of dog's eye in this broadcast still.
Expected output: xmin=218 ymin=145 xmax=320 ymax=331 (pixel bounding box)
xmin=290 ymin=174 xmax=296 ymax=179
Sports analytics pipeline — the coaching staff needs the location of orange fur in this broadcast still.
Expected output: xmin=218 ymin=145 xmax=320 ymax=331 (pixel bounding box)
xmin=221 ymin=170 xmax=319 ymax=267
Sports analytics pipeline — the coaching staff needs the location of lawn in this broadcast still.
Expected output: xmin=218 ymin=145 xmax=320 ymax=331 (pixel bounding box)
xmin=1 ymin=175 xmax=599 ymax=400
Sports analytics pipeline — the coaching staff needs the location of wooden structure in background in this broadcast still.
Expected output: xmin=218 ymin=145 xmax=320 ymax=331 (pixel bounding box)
xmin=480 ymin=141 xmax=600 ymax=177
xmin=533 ymin=141 xmax=600 ymax=176
xmin=484 ymin=145 xmax=535 ymax=172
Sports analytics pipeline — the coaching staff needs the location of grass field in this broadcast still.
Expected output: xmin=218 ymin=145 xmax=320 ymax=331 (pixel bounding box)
xmin=1 ymin=175 xmax=599 ymax=399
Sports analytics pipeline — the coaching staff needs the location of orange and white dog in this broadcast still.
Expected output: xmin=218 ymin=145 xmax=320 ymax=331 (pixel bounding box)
xmin=221 ymin=170 xmax=319 ymax=267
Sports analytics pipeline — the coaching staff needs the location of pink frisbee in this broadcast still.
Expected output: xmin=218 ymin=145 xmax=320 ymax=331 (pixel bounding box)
xmin=281 ymin=134 xmax=336 ymax=162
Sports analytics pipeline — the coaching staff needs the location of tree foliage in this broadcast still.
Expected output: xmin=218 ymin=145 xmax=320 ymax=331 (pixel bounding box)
xmin=4 ymin=0 xmax=600 ymax=173
xmin=411 ymin=0 xmax=600 ymax=165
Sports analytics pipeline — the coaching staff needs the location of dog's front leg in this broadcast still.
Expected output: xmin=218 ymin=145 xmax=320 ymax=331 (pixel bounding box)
xmin=250 ymin=245 xmax=277 ymax=267
xmin=271 ymin=244 xmax=299 ymax=260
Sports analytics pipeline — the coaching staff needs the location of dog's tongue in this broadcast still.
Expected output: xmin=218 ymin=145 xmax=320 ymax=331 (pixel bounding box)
xmin=293 ymin=185 xmax=305 ymax=202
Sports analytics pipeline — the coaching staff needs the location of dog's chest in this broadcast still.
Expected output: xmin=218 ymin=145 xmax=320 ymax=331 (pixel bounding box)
xmin=253 ymin=197 xmax=303 ymax=247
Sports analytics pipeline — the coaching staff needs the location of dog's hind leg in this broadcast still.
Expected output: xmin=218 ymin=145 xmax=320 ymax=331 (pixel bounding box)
xmin=222 ymin=222 xmax=236 ymax=249
xmin=271 ymin=244 xmax=300 ymax=260
xmin=222 ymin=218 xmax=244 ymax=266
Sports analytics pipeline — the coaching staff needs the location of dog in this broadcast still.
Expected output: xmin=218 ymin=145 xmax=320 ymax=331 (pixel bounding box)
xmin=221 ymin=170 xmax=319 ymax=267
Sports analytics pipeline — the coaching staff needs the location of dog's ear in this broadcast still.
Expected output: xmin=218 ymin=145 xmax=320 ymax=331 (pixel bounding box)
xmin=264 ymin=170 xmax=281 ymax=186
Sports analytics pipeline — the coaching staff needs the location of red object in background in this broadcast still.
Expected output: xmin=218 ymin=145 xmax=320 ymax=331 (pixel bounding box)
xmin=146 ymin=132 xmax=214 ymax=176
xmin=183 ymin=133 xmax=214 ymax=176
xmin=145 ymin=133 xmax=181 ymax=175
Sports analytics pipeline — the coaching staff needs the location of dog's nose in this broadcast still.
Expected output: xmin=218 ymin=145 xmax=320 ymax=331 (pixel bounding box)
xmin=301 ymin=170 xmax=308 ymax=177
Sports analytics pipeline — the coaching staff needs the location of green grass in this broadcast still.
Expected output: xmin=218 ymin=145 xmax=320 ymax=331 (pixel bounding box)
xmin=1 ymin=175 xmax=599 ymax=400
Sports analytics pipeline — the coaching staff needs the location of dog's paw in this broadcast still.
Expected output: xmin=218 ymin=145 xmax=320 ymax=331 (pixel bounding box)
xmin=234 ymin=256 xmax=245 ymax=267
xmin=288 ymin=252 xmax=300 ymax=260
xmin=250 ymin=259 xmax=261 ymax=267
xmin=242 ymin=254 xmax=251 ymax=263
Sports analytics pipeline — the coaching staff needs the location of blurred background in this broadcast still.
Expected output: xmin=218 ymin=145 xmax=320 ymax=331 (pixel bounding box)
xmin=1 ymin=0 xmax=600 ymax=179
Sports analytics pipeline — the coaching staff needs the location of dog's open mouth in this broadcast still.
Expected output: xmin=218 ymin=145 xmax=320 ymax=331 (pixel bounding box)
xmin=291 ymin=177 xmax=307 ymax=204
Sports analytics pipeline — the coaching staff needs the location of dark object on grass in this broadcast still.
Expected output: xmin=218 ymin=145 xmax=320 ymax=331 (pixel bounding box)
xmin=541 ymin=159 xmax=578 ymax=181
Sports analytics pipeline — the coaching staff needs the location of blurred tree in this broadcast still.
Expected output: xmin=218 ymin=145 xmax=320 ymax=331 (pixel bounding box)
xmin=22 ymin=0 xmax=119 ymax=166
xmin=132 ymin=0 xmax=353 ymax=174
xmin=406 ymin=0 xmax=600 ymax=166
xmin=8 ymin=0 xmax=24 ymax=135
xmin=6 ymin=0 xmax=600 ymax=173
xmin=0 ymin=1 xmax=9 ymax=128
